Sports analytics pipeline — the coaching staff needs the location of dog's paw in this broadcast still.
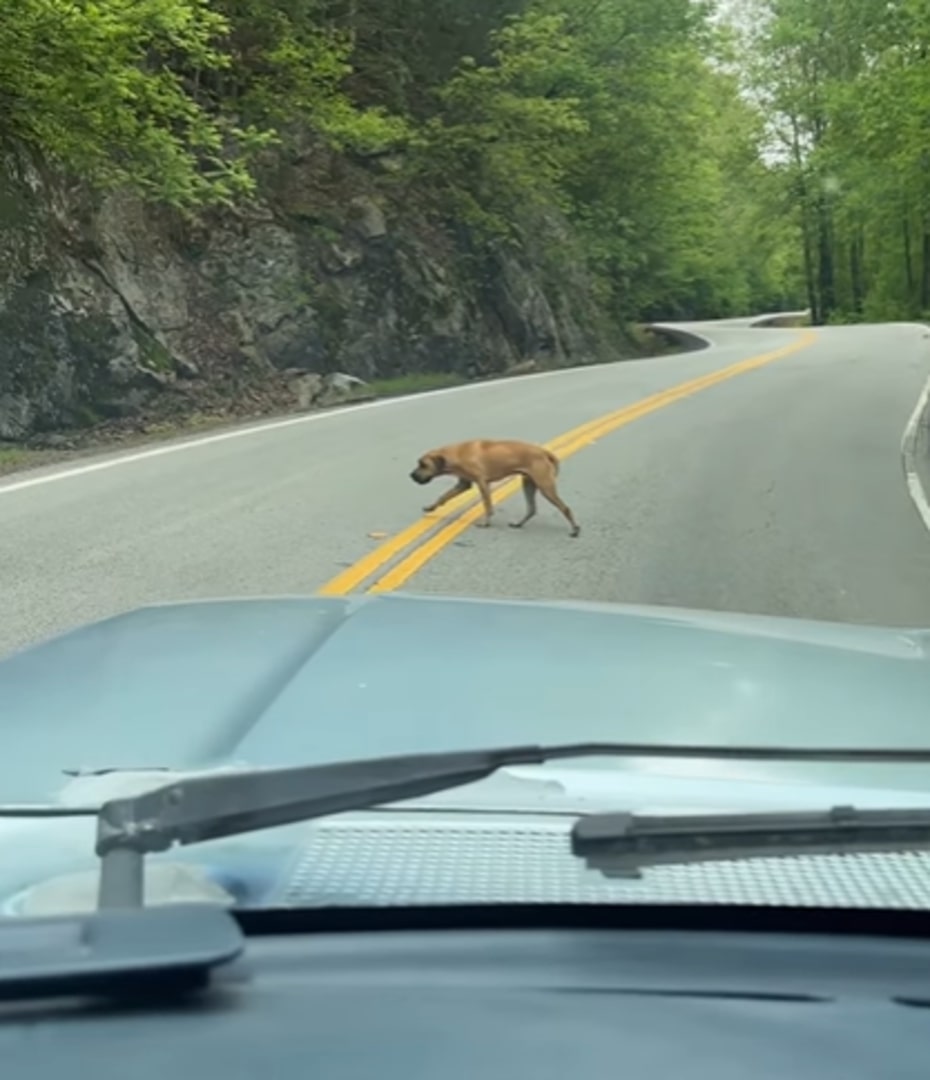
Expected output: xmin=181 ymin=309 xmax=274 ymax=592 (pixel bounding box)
xmin=508 ymin=521 xmax=523 ymax=529
xmin=475 ymin=519 xmax=492 ymax=528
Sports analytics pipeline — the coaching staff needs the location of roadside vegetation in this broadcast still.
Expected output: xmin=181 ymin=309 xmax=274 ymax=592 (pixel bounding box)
xmin=2 ymin=0 xmax=807 ymax=326
xmin=737 ymin=0 xmax=930 ymax=324
xmin=0 ymin=0 xmax=926 ymax=473
xmin=3 ymin=1 xmax=926 ymax=324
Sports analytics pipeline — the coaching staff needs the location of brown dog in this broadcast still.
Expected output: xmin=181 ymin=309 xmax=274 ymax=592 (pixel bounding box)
xmin=410 ymin=438 xmax=580 ymax=537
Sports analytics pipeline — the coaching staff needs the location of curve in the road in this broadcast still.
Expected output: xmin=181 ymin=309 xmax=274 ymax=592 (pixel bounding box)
xmin=7 ymin=314 xmax=930 ymax=660
xmin=318 ymin=327 xmax=819 ymax=596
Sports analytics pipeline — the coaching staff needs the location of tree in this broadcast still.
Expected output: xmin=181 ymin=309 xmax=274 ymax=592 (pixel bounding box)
xmin=743 ymin=0 xmax=930 ymax=322
xmin=0 ymin=0 xmax=405 ymax=208
xmin=0 ymin=0 xmax=264 ymax=206
xmin=1 ymin=0 xmax=813 ymax=320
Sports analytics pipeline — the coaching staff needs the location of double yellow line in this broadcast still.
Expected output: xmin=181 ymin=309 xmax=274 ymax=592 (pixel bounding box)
xmin=318 ymin=329 xmax=818 ymax=596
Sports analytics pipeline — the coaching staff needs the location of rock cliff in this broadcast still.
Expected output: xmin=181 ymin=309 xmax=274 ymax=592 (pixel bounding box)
xmin=0 ymin=142 xmax=637 ymax=444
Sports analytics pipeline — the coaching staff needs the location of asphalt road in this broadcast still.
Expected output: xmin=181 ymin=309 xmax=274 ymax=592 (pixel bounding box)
xmin=4 ymin=316 xmax=930 ymax=658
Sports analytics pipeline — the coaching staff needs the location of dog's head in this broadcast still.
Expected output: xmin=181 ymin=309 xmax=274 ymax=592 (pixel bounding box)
xmin=410 ymin=452 xmax=446 ymax=485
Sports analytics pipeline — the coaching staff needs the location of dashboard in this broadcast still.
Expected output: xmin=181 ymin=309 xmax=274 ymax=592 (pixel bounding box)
xmin=1 ymin=907 xmax=929 ymax=1079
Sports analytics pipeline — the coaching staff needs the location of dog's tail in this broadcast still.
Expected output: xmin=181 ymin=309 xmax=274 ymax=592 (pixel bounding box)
xmin=545 ymin=448 xmax=560 ymax=474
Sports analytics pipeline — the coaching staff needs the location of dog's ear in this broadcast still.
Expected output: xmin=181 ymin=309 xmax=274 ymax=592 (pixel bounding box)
xmin=432 ymin=454 xmax=446 ymax=472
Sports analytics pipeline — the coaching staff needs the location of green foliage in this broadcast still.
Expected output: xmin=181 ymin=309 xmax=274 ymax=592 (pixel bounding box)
xmin=742 ymin=0 xmax=930 ymax=322
xmin=0 ymin=0 xmax=267 ymax=207
xmin=0 ymin=0 xmax=405 ymax=207
xmin=403 ymin=0 xmax=800 ymax=318
xmin=1 ymin=0 xmax=819 ymax=318
xmin=205 ymin=0 xmax=411 ymax=152
xmin=367 ymin=372 xmax=467 ymax=397
xmin=410 ymin=12 xmax=590 ymax=234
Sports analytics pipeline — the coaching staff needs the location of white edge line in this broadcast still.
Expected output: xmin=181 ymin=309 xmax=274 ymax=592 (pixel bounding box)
xmin=0 ymin=316 xmax=796 ymax=498
xmin=0 ymin=361 xmax=634 ymax=497
xmin=901 ymin=364 xmax=930 ymax=535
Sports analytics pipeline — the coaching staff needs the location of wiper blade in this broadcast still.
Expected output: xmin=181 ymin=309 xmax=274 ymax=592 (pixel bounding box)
xmin=572 ymin=805 xmax=930 ymax=877
xmin=28 ymin=738 xmax=930 ymax=910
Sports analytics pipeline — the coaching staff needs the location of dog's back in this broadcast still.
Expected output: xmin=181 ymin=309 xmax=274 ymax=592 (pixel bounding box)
xmin=458 ymin=439 xmax=556 ymax=481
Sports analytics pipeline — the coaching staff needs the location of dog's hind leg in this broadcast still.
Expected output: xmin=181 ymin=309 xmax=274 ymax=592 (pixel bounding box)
xmin=509 ymin=476 xmax=538 ymax=529
xmin=537 ymin=477 xmax=580 ymax=537
xmin=424 ymin=478 xmax=471 ymax=513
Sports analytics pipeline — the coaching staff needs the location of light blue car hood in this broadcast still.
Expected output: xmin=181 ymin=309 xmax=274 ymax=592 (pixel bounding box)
xmin=3 ymin=591 xmax=930 ymax=796
xmin=3 ymin=592 xmax=930 ymax=914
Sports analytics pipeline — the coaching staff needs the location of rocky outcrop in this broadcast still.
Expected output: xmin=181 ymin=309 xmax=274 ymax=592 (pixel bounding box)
xmin=0 ymin=144 xmax=631 ymax=443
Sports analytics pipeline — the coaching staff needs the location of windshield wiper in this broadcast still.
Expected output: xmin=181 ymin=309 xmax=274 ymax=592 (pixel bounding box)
xmin=7 ymin=739 xmax=930 ymax=909
xmin=6 ymin=743 xmax=930 ymax=1007
xmin=571 ymin=806 xmax=930 ymax=877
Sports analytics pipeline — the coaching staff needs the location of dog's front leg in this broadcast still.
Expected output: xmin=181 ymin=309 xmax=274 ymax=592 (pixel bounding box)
xmin=424 ymin=478 xmax=471 ymax=513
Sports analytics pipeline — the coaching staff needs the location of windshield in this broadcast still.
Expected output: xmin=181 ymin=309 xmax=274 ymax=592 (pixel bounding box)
xmin=3 ymin=0 xmax=930 ymax=920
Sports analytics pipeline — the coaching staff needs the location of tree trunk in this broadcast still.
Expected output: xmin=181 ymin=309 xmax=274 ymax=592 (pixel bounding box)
xmin=903 ymin=216 xmax=915 ymax=303
xmin=849 ymin=231 xmax=864 ymax=314
xmin=921 ymin=228 xmax=930 ymax=312
xmin=815 ymin=196 xmax=835 ymax=322
xmin=801 ymin=215 xmax=820 ymax=324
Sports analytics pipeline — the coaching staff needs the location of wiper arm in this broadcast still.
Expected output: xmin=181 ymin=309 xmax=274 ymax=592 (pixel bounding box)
xmin=25 ymin=738 xmax=930 ymax=910
xmin=572 ymin=805 xmax=930 ymax=878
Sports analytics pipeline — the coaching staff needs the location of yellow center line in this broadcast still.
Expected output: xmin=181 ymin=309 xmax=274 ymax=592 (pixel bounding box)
xmin=318 ymin=329 xmax=818 ymax=597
